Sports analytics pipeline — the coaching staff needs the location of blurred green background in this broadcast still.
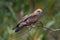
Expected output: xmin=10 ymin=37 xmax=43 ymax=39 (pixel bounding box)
xmin=0 ymin=0 xmax=60 ymax=40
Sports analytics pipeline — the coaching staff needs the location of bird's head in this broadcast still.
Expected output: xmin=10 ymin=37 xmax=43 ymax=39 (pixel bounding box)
xmin=34 ymin=9 xmax=43 ymax=14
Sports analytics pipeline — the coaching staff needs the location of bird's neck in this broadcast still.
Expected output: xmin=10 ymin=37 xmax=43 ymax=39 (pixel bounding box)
xmin=33 ymin=12 xmax=40 ymax=15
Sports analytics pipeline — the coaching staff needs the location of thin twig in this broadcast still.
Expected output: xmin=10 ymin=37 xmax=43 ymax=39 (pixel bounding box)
xmin=42 ymin=22 xmax=60 ymax=32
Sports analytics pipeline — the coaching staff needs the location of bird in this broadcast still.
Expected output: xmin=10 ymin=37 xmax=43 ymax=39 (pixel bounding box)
xmin=13 ymin=9 xmax=43 ymax=32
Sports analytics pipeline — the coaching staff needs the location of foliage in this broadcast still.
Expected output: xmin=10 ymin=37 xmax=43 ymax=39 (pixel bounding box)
xmin=0 ymin=0 xmax=60 ymax=40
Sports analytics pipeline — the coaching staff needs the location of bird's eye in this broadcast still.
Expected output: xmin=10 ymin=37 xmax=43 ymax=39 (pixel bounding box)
xmin=37 ymin=11 xmax=40 ymax=12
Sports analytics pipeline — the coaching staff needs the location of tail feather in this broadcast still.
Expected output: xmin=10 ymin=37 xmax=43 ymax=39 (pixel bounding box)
xmin=13 ymin=26 xmax=24 ymax=32
xmin=13 ymin=22 xmax=27 ymax=32
xmin=13 ymin=23 xmax=24 ymax=32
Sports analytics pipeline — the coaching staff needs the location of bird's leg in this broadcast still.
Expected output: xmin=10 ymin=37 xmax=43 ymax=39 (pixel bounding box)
xmin=27 ymin=25 xmax=33 ymax=31
xmin=35 ymin=21 xmax=44 ymax=28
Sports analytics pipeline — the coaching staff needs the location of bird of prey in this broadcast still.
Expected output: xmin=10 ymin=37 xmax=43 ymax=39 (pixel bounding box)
xmin=13 ymin=9 xmax=43 ymax=32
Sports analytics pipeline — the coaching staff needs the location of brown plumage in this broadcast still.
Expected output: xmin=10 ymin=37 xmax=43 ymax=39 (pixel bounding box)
xmin=13 ymin=9 xmax=43 ymax=32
